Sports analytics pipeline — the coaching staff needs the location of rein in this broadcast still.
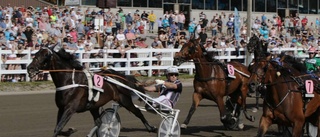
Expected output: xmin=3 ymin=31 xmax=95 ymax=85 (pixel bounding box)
xmin=253 ymin=60 xmax=302 ymax=111
xmin=41 ymin=69 xmax=84 ymax=72
xmin=40 ymin=69 xmax=129 ymax=82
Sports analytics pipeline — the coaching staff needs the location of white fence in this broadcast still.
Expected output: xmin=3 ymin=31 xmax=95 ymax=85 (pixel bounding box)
xmin=0 ymin=47 xmax=310 ymax=82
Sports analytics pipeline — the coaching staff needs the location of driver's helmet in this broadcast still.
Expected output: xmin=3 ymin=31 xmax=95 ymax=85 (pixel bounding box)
xmin=167 ymin=66 xmax=179 ymax=75
xmin=308 ymin=47 xmax=317 ymax=54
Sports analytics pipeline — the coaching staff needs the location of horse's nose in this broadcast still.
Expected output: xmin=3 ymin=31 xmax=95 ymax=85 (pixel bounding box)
xmin=27 ymin=65 xmax=37 ymax=74
xmin=173 ymin=57 xmax=179 ymax=66
xmin=248 ymin=82 xmax=257 ymax=93
xmin=27 ymin=65 xmax=34 ymax=72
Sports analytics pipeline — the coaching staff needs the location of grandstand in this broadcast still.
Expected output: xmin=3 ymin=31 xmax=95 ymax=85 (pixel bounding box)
xmin=1 ymin=0 xmax=319 ymax=24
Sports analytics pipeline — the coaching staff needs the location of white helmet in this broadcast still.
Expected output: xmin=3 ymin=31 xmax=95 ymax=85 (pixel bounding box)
xmin=167 ymin=66 xmax=179 ymax=75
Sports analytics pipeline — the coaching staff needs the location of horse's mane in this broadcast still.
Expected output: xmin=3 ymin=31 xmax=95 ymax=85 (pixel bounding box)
xmin=279 ymin=54 xmax=307 ymax=74
xmin=188 ymin=38 xmax=219 ymax=62
xmin=247 ymin=35 xmax=269 ymax=59
xmin=53 ymin=46 xmax=84 ymax=70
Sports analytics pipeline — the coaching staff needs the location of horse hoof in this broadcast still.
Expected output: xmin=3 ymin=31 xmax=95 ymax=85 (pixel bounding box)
xmin=238 ymin=123 xmax=244 ymax=130
xmin=57 ymin=127 xmax=77 ymax=136
xmin=181 ymin=124 xmax=187 ymax=129
xmin=68 ymin=127 xmax=78 ymax=133
xmin=148 ymin=126 xmax=157 ymax=133
xmin=147 ymin=126 xmax=157 ymax=132
xmin=252 ymin=107 xmax=258 ymax=113
xmin=250 ymin=116 xmax=255 ymax=122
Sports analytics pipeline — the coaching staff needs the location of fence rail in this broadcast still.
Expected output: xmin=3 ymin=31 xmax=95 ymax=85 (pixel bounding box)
xmin=0 ymin=47 xmax=310 ymax=82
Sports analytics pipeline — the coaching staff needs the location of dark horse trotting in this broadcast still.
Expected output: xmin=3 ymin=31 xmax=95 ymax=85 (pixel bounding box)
xmin=27 ymin=46 xmax=156 ymax=137
xmin=247 ymin=35 xmax=320 ymax=137
xmin=174 ymin=38 xmax=254 ymax=130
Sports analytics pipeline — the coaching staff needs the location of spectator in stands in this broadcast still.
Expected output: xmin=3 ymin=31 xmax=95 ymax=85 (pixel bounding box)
xmin=24 ymin=26 xmax=34 ymax=47
xmin=0 ymin=30 xmax=6 ymax=47
xmin=210 ymin=19 xmax=218 ymax=37
xmin=199 ymin=28 xmax=207 ymax=46
xmin=188 ymin=21 xmax=196 ymax=36
xmin=112 ymin=38 xmax=128 ymax=68
xmin=158 ymin=29 xmax=168 ymax=48
xmin=177 ymin=11 xmax=185 ymax=30
xmin=157 ymin=17 xmax=163 ymax=33
xmin=148 ymin=10 xmax=156 ymax=33
xmin=226 ymin=18 xmax=234 ymax=37
xmin=136 ymin=37 xmax=148 ymax=48
xmin=66 ymin=35 xmax=78 ymax=50
xmin=259 ymin=26 xmax=269 ymax=40
xmin=141 ymin=11 xmax=148 ymax=20
xmin=125 ymin=12 xmax=133 ymax=27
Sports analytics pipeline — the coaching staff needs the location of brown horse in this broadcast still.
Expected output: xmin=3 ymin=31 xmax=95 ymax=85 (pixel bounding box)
xmin=248 ymin=55 xmax=320 ymax=137
xmin=279 ymin=54 xmax=320 ymax=136
xmin=27 ymin=46 xmax=156 ymax=137
xmin=174 ymin=38 xmax=254 ymax=130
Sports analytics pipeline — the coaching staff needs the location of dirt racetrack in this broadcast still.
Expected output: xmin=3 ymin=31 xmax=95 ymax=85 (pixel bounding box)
xmin=0 ymin=86 xmax=283 ymax=137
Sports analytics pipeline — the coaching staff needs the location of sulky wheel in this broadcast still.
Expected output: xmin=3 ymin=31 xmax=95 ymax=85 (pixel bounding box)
xmin=223 ymin=116 xmax=240 ymax=130
xmin=307 ymin=123 xmax=318 ymax=137
xmin=97 ymin=108 xmax=121 ymax=137
xmin=158 ymin=116 xmax=180 ymax=137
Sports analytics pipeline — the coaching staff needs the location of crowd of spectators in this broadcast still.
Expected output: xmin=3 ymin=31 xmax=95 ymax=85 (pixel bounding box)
xmin=1 ymin=3 xmax=320 ymax=82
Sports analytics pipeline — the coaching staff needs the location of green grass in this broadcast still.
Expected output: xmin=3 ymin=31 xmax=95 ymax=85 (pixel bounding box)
xmin=0 ymin=80 xmax=52 ymax=86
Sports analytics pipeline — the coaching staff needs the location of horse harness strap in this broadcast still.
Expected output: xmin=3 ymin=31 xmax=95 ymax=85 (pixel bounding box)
xmin=55 ymin=69 xmax=104 ymax=102
xmin=84 ymin=69 xmax=104 ymax=102
xmin=56 ymin=84 xmax=88 ymax=91
xmin=264 ymin=75 xmax=300 ymax=120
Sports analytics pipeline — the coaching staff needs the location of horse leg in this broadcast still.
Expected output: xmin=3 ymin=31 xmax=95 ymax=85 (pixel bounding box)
xmin=53 ymin=106 xmax=77 ymax=137
xmin=118 ymin=95 xmax=156 ymax=132
xmin=239 ymin=86 xmax=255 ymax=122
xmin=90 ymin=108 xmax=101 ymax=125
xmin=89 ymin=108 xmax=101 ymax=137
xmin=181 ymin=92 xmax=202 ymax=129
xmin=257 ymin=105 xmax=273 ymax=137
xmin=291 ymin=120 xmax=304 ymax=137
xmin=257 ymin=115 xmax=273 ymax=137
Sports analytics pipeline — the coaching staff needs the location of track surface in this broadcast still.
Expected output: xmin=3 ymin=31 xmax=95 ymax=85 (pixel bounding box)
xmin=0 ymin=87 xmax=283 ymax=137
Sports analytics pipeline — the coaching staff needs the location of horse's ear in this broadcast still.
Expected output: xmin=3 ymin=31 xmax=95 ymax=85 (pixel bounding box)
xmin=53 ymin=45 xmax=61 ymax=52
xmin=266 ymin=54 xmax=272 ymax=61
xmin=196 ymin=37 xmax=201 ymax=42
xmin=190 ymin=33 xmax=195 ymax=40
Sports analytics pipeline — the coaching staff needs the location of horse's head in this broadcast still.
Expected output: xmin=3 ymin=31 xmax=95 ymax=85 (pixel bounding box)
xmin=246 ymin=34 xmax=259 ymax=54
xmin=27 ymin=47 xmax=54 ymax=78
xmin=247 ymin=35 xmax=269 ymax=59
xmin=174 ymin=38 xmax=204 ymax=66
xmin=248 ymin=57 xmax=273 ymax=94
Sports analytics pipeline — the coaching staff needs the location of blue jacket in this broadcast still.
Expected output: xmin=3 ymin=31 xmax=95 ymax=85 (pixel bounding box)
xmin=259 ymin=27 xmax=269 ymax=39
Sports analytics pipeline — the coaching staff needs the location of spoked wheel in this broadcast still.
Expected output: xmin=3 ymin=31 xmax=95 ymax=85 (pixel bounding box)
xmin=307 ymin=122 xmax=318 ymax=137
xmin=97 ymin=108 xmax=121 ymax=137
xmin=158 ymin=116 xmax=180 ymax=137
